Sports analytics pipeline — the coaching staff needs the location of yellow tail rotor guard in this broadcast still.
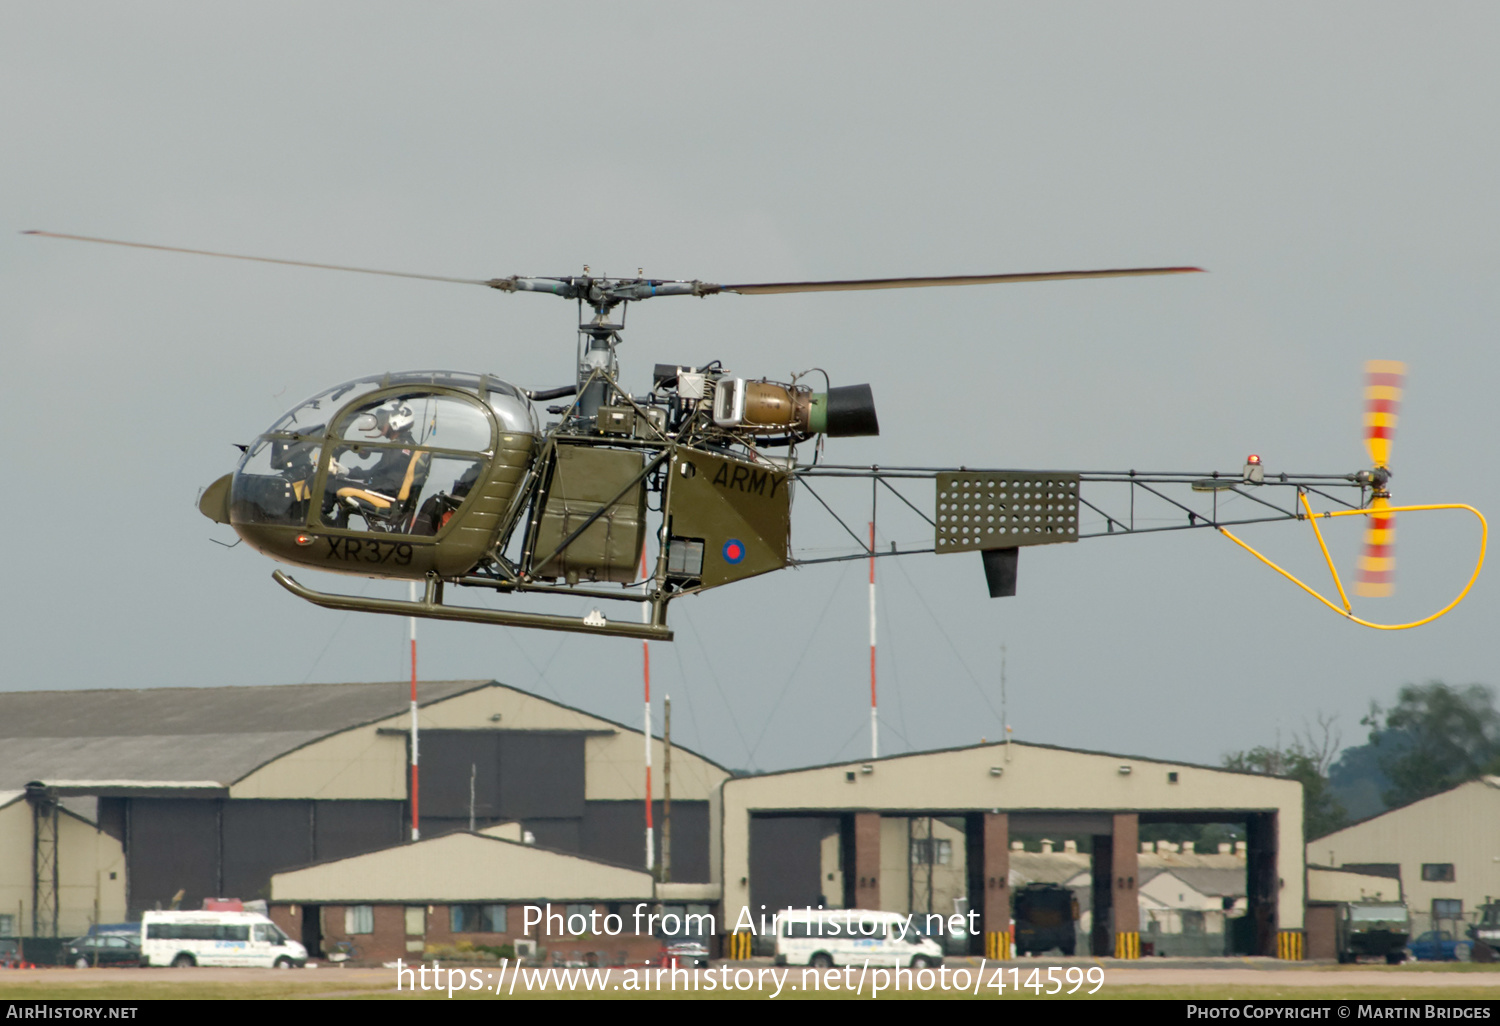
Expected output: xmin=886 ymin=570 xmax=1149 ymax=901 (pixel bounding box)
xmin=1217 ymin=493 xmax=1486 ymax=631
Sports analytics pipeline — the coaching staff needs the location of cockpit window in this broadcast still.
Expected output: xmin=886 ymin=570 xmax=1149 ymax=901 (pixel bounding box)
xmin=268 ymin=373 xmax=535 ymax=437
xmin=336 ymin=393 xmax=494 ymax=452
xmin=269 ymin=376 xmax=386 ymax=435
xmin=230 ymin=437 xmax=320 ymax=526
xmin=322 ymin=447 xmax=483 ymax=535
xmin=233 ymin=373 xmax=532 ymax=534
xmin=321 ymin=391 xmax=494 ymax=536
xmin=487 ymin=389 xmax=539 ymax=435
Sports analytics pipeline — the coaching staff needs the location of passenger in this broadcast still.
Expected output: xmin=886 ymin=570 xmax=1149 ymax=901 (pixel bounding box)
xmin=411 ymin=463 xmax=480 ymax=535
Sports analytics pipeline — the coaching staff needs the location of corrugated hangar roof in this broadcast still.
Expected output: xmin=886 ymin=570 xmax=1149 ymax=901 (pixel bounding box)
xmin=0 ymin=679 xmax=490 ymax=790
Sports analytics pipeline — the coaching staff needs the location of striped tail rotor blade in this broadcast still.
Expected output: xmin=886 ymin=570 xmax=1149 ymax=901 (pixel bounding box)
xmin=1364 ymin=360 xmax=1405 ymax=469
xmin=1355 ymin=495 xmax=1396 ymax=597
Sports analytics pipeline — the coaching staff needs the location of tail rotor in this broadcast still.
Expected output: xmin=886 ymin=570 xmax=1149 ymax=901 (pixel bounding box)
xmin=1355 ymin=360 xmax=1405 ymax=597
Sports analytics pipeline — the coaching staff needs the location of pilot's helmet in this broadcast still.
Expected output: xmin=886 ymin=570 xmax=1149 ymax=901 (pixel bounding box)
xmin=358 ymin=401 xmax=416 ymax=438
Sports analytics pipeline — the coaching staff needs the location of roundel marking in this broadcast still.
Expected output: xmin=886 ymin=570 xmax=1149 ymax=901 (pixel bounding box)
xmin=723 ymin=539 xmax=746 ymax=564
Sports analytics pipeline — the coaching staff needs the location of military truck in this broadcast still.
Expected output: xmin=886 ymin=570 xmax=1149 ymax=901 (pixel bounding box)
xmin=1013 ymin=883 xmax=1079 ymax=957
xmin=1336 ymin=900 xmax=1410 ymax=964
xmin=1467 ymin=898 xmax=1500 ymax=961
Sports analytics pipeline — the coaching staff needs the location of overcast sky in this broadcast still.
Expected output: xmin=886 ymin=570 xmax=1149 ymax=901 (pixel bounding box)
xmin=5 ymin=2 xmax=1497 ymax=773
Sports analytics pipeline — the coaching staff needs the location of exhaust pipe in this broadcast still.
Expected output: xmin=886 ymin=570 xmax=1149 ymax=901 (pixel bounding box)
xmin=809 ymin=384 xmax=880 ymax=437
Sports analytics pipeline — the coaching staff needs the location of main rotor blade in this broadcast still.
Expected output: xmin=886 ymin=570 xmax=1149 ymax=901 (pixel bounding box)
xmin=708 ymin=266 xmax=1204 ymax=295
xmin=22 ymin=230 xmax=500 ymax=288
xmin=24 ymin=232 xmax=1203 ymax=301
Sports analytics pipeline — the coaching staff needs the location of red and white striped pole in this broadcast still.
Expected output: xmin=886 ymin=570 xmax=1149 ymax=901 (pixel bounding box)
xmin=642 ymin=548 xmax=655 ymax=873
xmin=869 ymin=521 xmax=878 ymax=760
xmin=409 ymin=581 xmax=420 ymax=841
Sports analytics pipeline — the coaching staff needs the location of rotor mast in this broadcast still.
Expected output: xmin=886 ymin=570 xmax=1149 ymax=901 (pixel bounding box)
xmin=576 ymin=275 xmax=628 ymax=424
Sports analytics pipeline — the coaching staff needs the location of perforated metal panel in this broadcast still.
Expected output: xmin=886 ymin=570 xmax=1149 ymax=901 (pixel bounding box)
xmin=935 ymin=472 xmax=1080 ymax=552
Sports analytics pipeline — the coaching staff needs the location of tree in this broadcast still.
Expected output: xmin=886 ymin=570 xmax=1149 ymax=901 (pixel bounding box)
xmin=1223 ymin=713 xmax=1348 ymax=841
xmin=1326 ymin=734 xmax=1402 ymax=822
xmin=1361 ymin=681 xmax=1500 ymax=808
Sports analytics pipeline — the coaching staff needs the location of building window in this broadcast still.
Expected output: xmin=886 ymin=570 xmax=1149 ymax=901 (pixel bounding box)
xmin=451 ymin=904 xmax=507 ymax=933
xmin=1433 ymin=899 xmax=1464 ymax=919
xmin=345 ymin=905 xmax=374 ymax=934
xmin=1421 ymin=864 xmax=1456 ymax=883
xmin=910 ymin=838 xmax=952 ymax=866
xmin=564 ymin=904 xmax=594 ymax=925
xmin=0 ymin=914 xmax=12 ymax=936
xmin=654 ymin=904 xmax=713 ymax=939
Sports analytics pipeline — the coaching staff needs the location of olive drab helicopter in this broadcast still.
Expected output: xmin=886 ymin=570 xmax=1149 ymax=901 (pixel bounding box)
xmin=25 ymin=231 xmax=1489 ymax=639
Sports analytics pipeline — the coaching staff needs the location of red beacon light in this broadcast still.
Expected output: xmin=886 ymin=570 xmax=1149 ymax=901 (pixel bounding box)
xmin=1243 ymin=453 xmax=1265 ymax=484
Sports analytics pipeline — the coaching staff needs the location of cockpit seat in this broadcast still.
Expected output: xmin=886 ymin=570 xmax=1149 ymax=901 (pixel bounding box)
xmin=331 ymin=450 xmax=428 ymax=532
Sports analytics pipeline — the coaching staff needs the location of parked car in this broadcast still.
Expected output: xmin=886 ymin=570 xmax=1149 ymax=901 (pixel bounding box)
xmin=64 ymin=933 xmax=142 ymax=968
xmin=1409 ymin=929 xmax=1472 ymax=962
xmin=663 ymin=940 xmax=710 ymax=968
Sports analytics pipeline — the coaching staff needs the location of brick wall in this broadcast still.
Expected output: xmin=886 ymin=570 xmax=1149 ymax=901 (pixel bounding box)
xmin=276 ymin=902 xmax=670 ymax=965
xmin=268 ymin=904 xmax=299 ymax=939
xmin=433 ymin=902 xmax=664 ymax=964
xmin=314 ymin=903 xmax=410 ymax=964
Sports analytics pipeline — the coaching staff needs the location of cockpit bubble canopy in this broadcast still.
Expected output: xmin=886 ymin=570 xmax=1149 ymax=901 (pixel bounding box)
xmin=222 ymin=372 xmax=538 ymax=560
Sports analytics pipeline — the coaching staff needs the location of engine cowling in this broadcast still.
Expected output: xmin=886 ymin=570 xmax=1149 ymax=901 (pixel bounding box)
xmin=712 ymin=378 xmax=878 ymax=437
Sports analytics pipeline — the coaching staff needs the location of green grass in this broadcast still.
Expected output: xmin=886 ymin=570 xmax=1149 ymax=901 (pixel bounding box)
xmin=1099 ymin=985 xmax=1500 ymax=1000
xmin=1314 ymin=962 xmax=1500 ymax=973
xmin=361 ymin=984 xmax=1500 ymax=1000
xmin=6 ymin=979 xmax=1499 ymax=1001
xmin=0 ymin=981 xmax=391 ymax=1001
xmin=342 ymin=984 xmax=1500 ymax=1000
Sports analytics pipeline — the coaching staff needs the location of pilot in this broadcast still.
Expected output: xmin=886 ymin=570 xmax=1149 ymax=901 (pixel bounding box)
xmin=326 ymin=402 xmax=430 ymax=527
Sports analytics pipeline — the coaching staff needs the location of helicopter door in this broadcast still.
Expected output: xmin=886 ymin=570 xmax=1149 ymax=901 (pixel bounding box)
xmin=320 ymin=392 xmax=494 ymax=536
xmin=533 ymin=444 xmax=647 ymax=584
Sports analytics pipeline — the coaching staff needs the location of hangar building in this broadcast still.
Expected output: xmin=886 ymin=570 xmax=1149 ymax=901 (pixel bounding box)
xmin=2 ymin=680 xmax=1306 ymax=959
xmin=0 ymin=679 xmax=725 ymax=937
xmin=1308 ymin=775 xmax=1500 ymax=937
xmin=724 ymin=741 xmax=1303 ymax=958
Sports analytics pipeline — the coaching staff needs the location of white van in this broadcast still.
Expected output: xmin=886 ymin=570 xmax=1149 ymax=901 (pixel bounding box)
xmin=773 ymin=909 xmax=944 ymax=969
xmin=141 ymin=910 xmax=308 ymax=968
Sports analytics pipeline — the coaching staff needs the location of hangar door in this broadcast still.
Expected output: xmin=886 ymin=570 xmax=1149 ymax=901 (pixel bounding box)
xmin=417 ymin=729 xmax=586 ymax=836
